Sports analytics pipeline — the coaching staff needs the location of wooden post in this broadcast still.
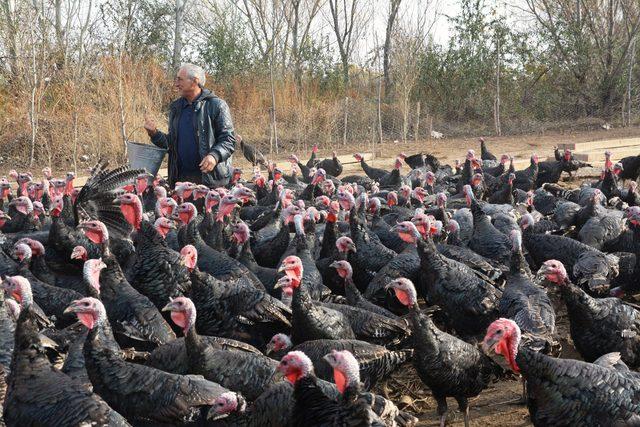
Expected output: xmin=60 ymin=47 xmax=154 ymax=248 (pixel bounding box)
xmin=269 ymin=59 xmax=279 ymax=154
xmin=494 ymin=35 xmax=502 ymax=136
xmin=343 ymin=96 xmax=349 ymax=145
xmin=428 ymin=114 xmax=433 ymax=148
xmin=377 ymin=73 xmax=383 ymax=146
xmin=414 ymin=101 xmax=421 ymax=143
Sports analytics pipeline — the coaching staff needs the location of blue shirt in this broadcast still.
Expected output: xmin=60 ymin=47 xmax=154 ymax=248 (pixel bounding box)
xmin=177 ymin=97 xmax=201 ymax=174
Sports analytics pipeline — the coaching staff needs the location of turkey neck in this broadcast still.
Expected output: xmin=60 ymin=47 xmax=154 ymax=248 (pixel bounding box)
xmin=417 ymin=236 xmax=446 ymax=270
xmin=292 ymin=281 xmax=312 ymax=311
xmin=0 ymin=291 xmax=14 ymax=368
xmin=186 ymin=218 xmax=206 ymax=247
xmin=509 ymin=249 xmax=529 ymax=276
xmin=409 ymin=307 xmax=440 ymax=357
xmin=185 ymin=323 xmax=208 ymax=372
xmin=238 ymin=241 xmax=258 ymax=265
xmin=319 ymin=218 xmax=338 ymax=259
xmin=292 ymin=375 xmax=337 ymax=425
xmin=559 ymin=281 xmax=606 ymax=324
xmin=84 ymin=309 xmax=120 ymax=353
xmin=9 ymin=309 xmax=51 ymax=380
xmin=344 ymin=277 xmax=363 ymax=306
xmin=139 ymin=220 xmax=167 ymax=248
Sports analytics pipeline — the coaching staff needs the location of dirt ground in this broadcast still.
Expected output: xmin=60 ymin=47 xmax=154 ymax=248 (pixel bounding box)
xmin=286 ymin=126 xmax=640 ymax=168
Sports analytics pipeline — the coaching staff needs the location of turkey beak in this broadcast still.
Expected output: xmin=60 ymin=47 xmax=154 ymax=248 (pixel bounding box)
xmin=63 ymin=300 xmax=79 ymax=314
xmin=329 ymin=261 xmax=340 ymax=269
xmin=161 ymin=301 xmax=175 ymax=312
xmin=270 ymin=367 xmax=285 ymax=382
xmin=481 ymin=338 xmax=498 ymax=354
xmin=207 ymin=410 xmax=227 ymax=422
xmin=265 ymin=342 xmax=275 ymax=355
xmin=277 ymin=264 xmax=287 ymax=273
xmin=273 ymin=276 xmax=289 ymax=289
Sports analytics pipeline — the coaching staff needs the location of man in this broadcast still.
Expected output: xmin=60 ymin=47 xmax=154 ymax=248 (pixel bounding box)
xmin=144 ymin=63 xmax=236 ymax=188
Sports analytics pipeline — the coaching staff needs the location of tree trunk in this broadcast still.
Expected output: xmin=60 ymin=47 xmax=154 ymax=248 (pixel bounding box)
xmin=414 ymin=101 xmax=420 ymax=143
xmin=172 ymin=0 xmax=186 ymax=70
xmin=343 ymin=96 xmax=349 ymax=145
xmin=402 ymin=93 xmax=409 ymax=143
xmin=269 ymin=57 xmax=279 ymax=154
xmin=383 ymin=0 xmax=401 ymax=97
xmin=73 ymin=110 xmax=79 ymax=174
xmin=495 ymin=35 xmax=501 ymax=132
xmin=117 ymin=54 xmax=127 ymax=158
xmin=291 ymin=0 xmax=302 ymax=92
xmin=626 ymin=37 xmax=636 ymax=126
xmin=377 ymin=71 xmax=383 ymax=145
xmin=1 ymin=0 xmax=19 ymax=80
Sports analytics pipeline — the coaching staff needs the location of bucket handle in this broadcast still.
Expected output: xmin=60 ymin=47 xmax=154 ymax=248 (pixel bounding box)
xmin=125 ymin=126 xmax=144 ymax=145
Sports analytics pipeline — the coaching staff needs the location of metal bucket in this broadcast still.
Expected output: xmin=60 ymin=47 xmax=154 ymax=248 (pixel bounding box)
xmin=126 ymin=141 xmax=167 ymax=176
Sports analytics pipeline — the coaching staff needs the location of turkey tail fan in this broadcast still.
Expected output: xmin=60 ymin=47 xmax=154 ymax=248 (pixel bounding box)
xmin=73 ymin=159 xmax=144 ymax=238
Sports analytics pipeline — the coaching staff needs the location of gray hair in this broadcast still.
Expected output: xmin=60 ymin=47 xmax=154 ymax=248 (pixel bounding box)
xmin=179 ymin=63 xmax=206 ymax=86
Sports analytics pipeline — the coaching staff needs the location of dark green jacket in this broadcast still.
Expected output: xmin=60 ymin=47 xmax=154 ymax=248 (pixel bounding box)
xmin=151 ymin=89 xmax=236 ymax=188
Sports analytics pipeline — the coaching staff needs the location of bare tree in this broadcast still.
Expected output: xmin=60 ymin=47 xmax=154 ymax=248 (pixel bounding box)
xmin=284 ymin=0 xmax=323 ymax=92
xmin=326 ymin=0 xmax=369 ymax=88
xmin=172 ymin=0 xmax=188 ymax=70
xmin=383 ymin=0 xmax=401 ymax=96
xmin=0 ymin=0 xmax=21 ymax=79
xmin=235 ymin=0 xmax=287 ymax=154
xmin=391 ymin=0 xmax=434 ymax=143
xmin=327 ymin=0 xmax=369 ymax=144
xmin=494 ymin=34 xmax=501 ymax=136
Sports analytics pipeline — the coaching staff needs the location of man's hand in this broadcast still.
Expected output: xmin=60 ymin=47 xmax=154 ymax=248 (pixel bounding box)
xmin=144 ymin=114 xmax=157 ymax=137
xmin=200 ymin=154 xmax=217 ymax=173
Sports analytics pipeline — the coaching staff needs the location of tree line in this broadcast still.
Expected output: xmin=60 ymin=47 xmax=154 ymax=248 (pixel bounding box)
xmin=0 ymin=0 xmax=638 ymax=168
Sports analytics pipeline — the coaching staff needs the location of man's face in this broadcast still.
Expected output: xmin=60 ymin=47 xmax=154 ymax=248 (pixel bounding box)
xmin=174 ymin=68 xmax=198 ymax=98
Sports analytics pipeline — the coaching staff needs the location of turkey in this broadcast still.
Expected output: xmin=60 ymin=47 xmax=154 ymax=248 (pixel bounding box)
xmin=521 ymin=213 xmax=619 ymax=294
xmin=354 ymin=152 xmax=388 ymax=181
xmin=116 ymin=193 xmax=192 ymax=311
xmin=180 ymin=245 xmax=291 ymax=343
xmin=330 ymin=260 xmax=399 ymax=319
xmin=513 ymin=154 xmax=539 ymax=192
xmin=65 ymin=297 xmax=229 ymax=423
xmin=466 ymin=186 xmax=512 ymax=266
xmin=5 ymin=287 xmax=130 ymax=427
xmin=0 ymin=287 xmax=15 ymax=371
xmin=417 ymin=225 xmax=502 ymax=336
xmin=279 ymin=256 xmax=410 ymax=345
xmin=162 ymin=297 xmax=279 ymax=400
xmin=179 ymin=210 xmax=266 ymax=290
xmin=13 ymin=244 xmax=83 ymax=328
xmin=483 ymin=318 xmax=640 ymax=426
xmin=618 ymin=153 xmax=640 ymax=182
xmin=315 ymin=150 xmax=343 ymax=177
xmin=77 ymin=220 xmax=176 ymax=349
xmin=277 ymin=350 xmax=417 ymax=426
xmin=265 ymin=333 xmax=412 ymax=390
xmin=239 ymin=137 xmax=268 ymax=167
xmin=480 ymin=137 xmax=497 ymax=161
xmin=540 ymin=260 xmax=640 ymax=367
xmin=498 ymin=231 xmax=556 ymax=353
xmin=387 ymin=278 xmax=501 ymax=427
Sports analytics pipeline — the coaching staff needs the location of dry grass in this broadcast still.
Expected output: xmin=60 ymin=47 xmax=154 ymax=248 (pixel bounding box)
xmin=1 ymin=55 xmax=638 ymax=175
